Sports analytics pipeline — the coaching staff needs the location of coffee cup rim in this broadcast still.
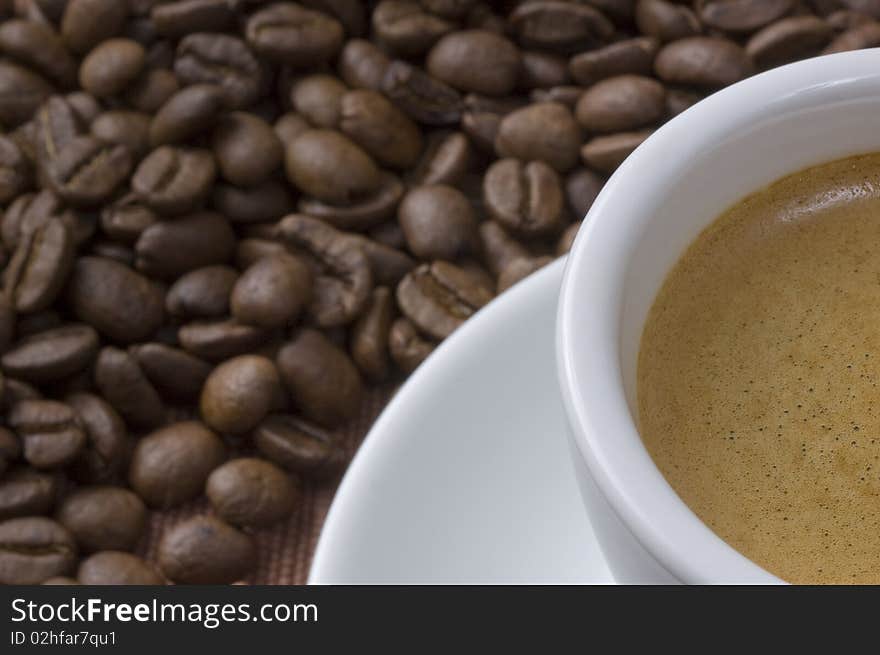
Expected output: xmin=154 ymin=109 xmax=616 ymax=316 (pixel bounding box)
xmin=557 ymin=49 xmax=880 ymax=584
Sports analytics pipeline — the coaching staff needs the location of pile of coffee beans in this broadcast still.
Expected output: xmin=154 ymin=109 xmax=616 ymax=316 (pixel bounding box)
xmin=0 ymin=0 xmax=874 ymax=585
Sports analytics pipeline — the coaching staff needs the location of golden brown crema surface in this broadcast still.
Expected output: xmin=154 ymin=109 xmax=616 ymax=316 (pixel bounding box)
xmin=638 ymin=153 xmax=880 ymax=584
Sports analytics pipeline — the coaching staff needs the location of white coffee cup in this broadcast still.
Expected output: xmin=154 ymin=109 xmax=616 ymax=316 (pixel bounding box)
xmin=556 ymin=49 xmax=880 ymax=584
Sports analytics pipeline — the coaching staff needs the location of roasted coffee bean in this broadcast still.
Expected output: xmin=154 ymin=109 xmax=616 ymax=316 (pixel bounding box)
xmin=94 ymin=346 xmax=165 ymax=430
xmin=566 ymin=167 xmax=604 ymax=218
xmin=654 ymin=37 xmax=754 ymax=88
xmin=479 ymin=220 xmax=529 ymax=277
xmin=350 ymin=235 xmax=415 ymax=286
xmin=285 ymin=129 xmax=381 ymax=204
xmin=290 ymin=74 xmax=347 ymax=129
xmin=1 ymin=190 xmax=83 ymax=252
xmin=9 ymin=399 xmax=86 ymax=469
xmin=152 ymin=0 xmax=234 ymax=38
xmin=398 ymin=184 xmax=477 ymax=260
xmin=174 ymin=33 xmax=263 ymax=109
xmin=89 ymin=240 xmax=133 ymax=266
xmin=274 ymin=111 xmax=311 ymax=147
xmin=135 ymin=211 xmax=235 ymax=280
xmin=66 ymin=392 xmax=129 ymax=484
xmin=339 ymin=89 xmax=423 ymax=169
xmin=0 ymin=18 xmax=77 ymax=87
xmin=557 ymin=220 xmax=582 ymax=255
xmin=665 ymin=87 xmax=702 ymax=117
xmin=510 ymin=0 xmax=614 ymax=53
xmin=746 ymin=15 xmax=832 ymax=68
xmin=246 ymin=2 xmax=344 ymax=65
xmin=279 ymin=214 xmax=373 ymax=327
xmin=397 ymin=261 xmax=492 ymax=340
xmin=4 ymin=217 xmax=74 ymax=313
xmin=498 ymin=255 xmax=554 ymax=292
xmin=338 ymin=38 xmax=390 ymax=90
xmin=824 ymin=20 xmax=880 ymax=52
xmin=0 ymin=468 xmax=55 ymax=520
xmin=131 ymin=146 xmax=216 ymax=215
xmin=231 ymin=254 xmax=312 ymax=329
xmin=276 ymin=328 xmax=363 ymax=427
xmin=150 ymin=83 xmax=224 ymax=146
xmin=200 ymin=355 xmax=281 ymax=434
xmin=351 ymin=286 xmax=394 ymax=382
xmin=129 ymin=421 xmax=225 ymax=508
xmin=369 ymin=220 xmax=407 ymax=250
xmin=297 ymin=172 xmax=404 ymax=231
xmin=91 ymin=111 xmax=152 ymax=161
xmin=206 ymin=458 xmax=299 ymax=528
xmin=302 ymin=0 xmax=367 ymax=35
xmin=61 ymin=0 xmax=128 ymax=55
xmin=79 ymin=38 xmax=146 ymax=97
xmin=581 ymin=130 xmax=653 ymax=172
xmin=45 ymin=136 xmax=133 ymax=207
xmin=125 ymin=68 xmax=180 ymax=113
xmin=575 ymin=75 xmax=666 ymax=134
xmin=0 ymin=135 xmax=31 ymax=204
xmin=0 ymin=516 xmax=77 ymax=584
xmin=519 ymin=50 xmax=570 ymax=90
xmin=635 ymin=0 xmax=702 ymax=42
xmin=99 ymin=194 xmax=157 ymax=244
xmin=839 ymin=0 xmax=880 ymax=18
xmin=212 ymin=179 xmax=295 ymax=223
xmin=380 ymin=60 xmax=463 ymax=126
xmin=410 ymin=131 xmax=470 ymax=187
xmin=235 ymin=239 xmax=288 ymax=270
xmin=483 ymin=159 xmax=565 ymax=237
xmin=494 ymin=102 xmax=581 ymax=172
xmin=253 ymin=413 xmax=342 ymax=477
xmin=698 ymin=0 xmax=795 ymax=33
xmin=158 ymin=515 xmax=254 ymax=584
xmin=0 ymin=60 xmax=54 ymax=129
xmin=427 ymin=30 xmax=521 ymax=96
xmin=388 ymin=316 xmax=435 ymax=372
xmin=1 ymin=324 xmax=98 ymax=384
xmin=212 ymin=112 xmax=283 ymax=187
xmin=826 ymin=9 xmax=874 ymax=30
xmin=372 ymin=0 xmax=455 ymax=56
xmin=129 ymin=343 xmax=211 ymax=402
xmin=56 ymin=486 xmax=146 ymax=552
xmin=78 ymin=551 xmax=163 ymax=584
xmin=178 ymin=319 xmax=268 ymax=361
xmin=570 ymin=37 xmax=659 ymax=86
xmin=165 ymin=266 xmax=236 ymax=320
xmin=67 ymin=256 xmax=164 ymax=343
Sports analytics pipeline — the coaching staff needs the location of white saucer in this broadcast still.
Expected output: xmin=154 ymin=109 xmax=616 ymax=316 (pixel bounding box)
xmin=308 ymin=259 xmax=614 ymax=584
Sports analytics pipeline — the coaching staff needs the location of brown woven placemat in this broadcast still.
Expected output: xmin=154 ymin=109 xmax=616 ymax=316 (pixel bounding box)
xmin=137 ymin=385 xmax=393 ymax=584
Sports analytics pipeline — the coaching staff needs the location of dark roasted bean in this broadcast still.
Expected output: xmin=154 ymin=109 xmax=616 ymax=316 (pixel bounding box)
xmin=129 ymin=421 xmax=225 ymax=508
xmin=9 ymin=399 xmax=86 ymax=469
xmin=135 ymin=211 xmax=235 ymax=280
xmin=77 ymin=551 xmax=163 ymax=584
xmin=206 ymin=458 xmax=299 ymax=528
xmin=56 ymin=486 xmax=146 ymax=553
xmin=67 ymin=256 xmax=164 ymax=343
xmin=158 ymin=515 xmax=253 ymax=584
xmin=0 ymin=516 xmax=77 ymax=584
xmin=94 ymin=346 xmax=165 ymax=430
xmin=396 ymin=261 xmax=492 ymax=340
xmin=276 ymin=328 xmax=363 ymax=427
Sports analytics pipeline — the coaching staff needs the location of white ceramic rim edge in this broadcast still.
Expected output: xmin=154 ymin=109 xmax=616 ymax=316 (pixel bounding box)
xmin=558 ymin=50 xmax=880 ymax=584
